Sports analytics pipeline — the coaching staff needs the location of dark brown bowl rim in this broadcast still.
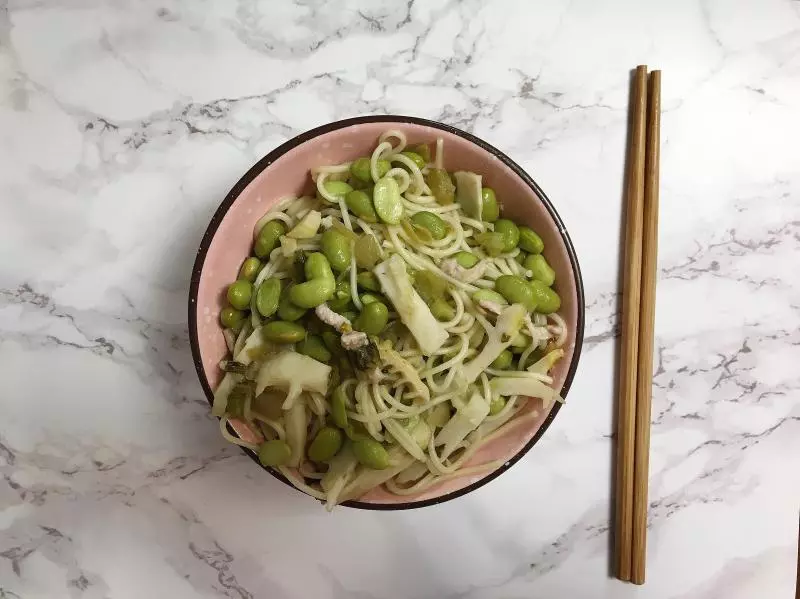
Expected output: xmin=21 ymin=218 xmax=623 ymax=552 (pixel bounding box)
xmin=189 ymin=115 xmax=585 ymax=510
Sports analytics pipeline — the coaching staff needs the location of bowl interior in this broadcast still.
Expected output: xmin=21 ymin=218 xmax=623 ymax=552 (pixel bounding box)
xmin=191 ymin=118 xmax=582 ymax=507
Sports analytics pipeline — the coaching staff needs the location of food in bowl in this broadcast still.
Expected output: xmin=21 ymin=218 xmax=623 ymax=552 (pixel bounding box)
xmin=211 ymin=129 xmax=569 ymax=509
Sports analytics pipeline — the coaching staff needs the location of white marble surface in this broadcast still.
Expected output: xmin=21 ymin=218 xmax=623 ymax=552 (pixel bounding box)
xmin=1 ymin=0 xmax=798 ymax=597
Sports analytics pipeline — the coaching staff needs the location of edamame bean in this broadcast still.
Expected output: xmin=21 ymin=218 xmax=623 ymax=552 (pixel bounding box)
xmin=255 ymin=277 xmax=281 ymax=318
xmin=353 ymin=302 xmax=389 ymax=335
xmin=356 ymin=271 xmax=380 ymax=292
xmin=454 ymin=251 xmax=479 ymax=268
xmin=254 ymin=221 xmax=286 ymax=259
xmin=331 ymin=384 xmax=350 ymax=429
xmin=410 ymin=211 xmax=447 ymax=240
xmin=490 ymin=349 xmax=513 ymax=370
xmin=373 ymin=176 xmax=403 ymax=224
xmin=350 ymin=157 xmax=390 ymax=183
xmin=308 ymin=427 xmax=343 ymax=462
xmin=297 ymin=334 xmax=332 ymax=363
xmin=227 ymin=280 xmax=252 ymax=310
xmin=493 ymin=219 xmax=520 ymax=252
xmin=289 ymin=253 xmax=336 ymax=308
xmin=472 ymin=289 xmax=508 ymax=305
xmin=238 ymin=257 xmax=261 ymax=282
xmin=327 ymin=280 xmax=352 ymax=312
xmin=400 ymin=151 xmax=425 ymax=169
xmin=318 ymin=180 xmax=353 ymax=203
xmin=321 ymin=229 xmax=352 ymax=273
xmin=481 ymin=188 xmax=499 ymax=222
xmin=518 ymin=227 xmax=544 ymax=254
xmin=277 ymin=287 xmax=307 ymax=321
xmin=353 ymin=438 xmax=390 ymax=469
xmin=494 ymin=275 xmax=536 ymax=311
xmin=345 ymin=190 xmax=378 ymax=223
xmin=524 ymin=254 xmax=555 ymax=286
xmin=262 ymin=321 xmax=306 ymax=344
xmin=220 ymin=307 xmax=245 ymax=331
xmin=258 ymin=440 xmax=292 ymax=467
xmin=359 ymin=292 xmax=384 ymax=305
xmin=489 ymin=396 xmax=506 ymax=416
xmin=354 ymin=234 xmax=381 ymax=268
xmin=529 ymin=280 xmax=561 ymax=314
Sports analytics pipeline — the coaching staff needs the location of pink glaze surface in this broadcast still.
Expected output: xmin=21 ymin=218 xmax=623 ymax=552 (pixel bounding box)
xmin=192 ymin=119 xmax=582 ymax=506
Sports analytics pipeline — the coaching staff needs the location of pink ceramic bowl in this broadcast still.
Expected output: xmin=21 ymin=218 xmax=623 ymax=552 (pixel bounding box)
xmin=189 ymin=116 xmax=584 ymax=509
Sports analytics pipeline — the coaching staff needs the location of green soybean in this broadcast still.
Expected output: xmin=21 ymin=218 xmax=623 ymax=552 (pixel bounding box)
xmin=357 ymin=271 xmax=380 ymax=292
xmin=227 ymin=280 xmax=252 ymax=310
xmin=354 ymin=234 xmax=381 ymax=269
xmin=518 ymin=227 xmax=544 ymax=254
xmin=318 ymin=180 xmax=353 ymax=203
xmin=410 ymin=211 xmax=447 ymax=240
xmin=321 ymin=229 xmax=352 ymax=273
xmin=373 ymin=176 xmax=403 ymax=224
xmin=262 ymin=321 xmax=306 ymax=344
xmin=490 ymin=349 xmax=513 ymax=370
xmin=529 ymin=280 xmax=561 ymax=314
xmin=353 ymin=438 xmax=390 ymax=469
xmin=331 ymin=384 xmax=350 ymax=429
xmin=493 ymin=219 xmax=520 ymax=252
xmin=359 ymin=292 xmax=384 ymax=305
xmin=258 ymin=440 xmax=292 ymax=467
xmin=308 ymin=427 xmax=343 ymax=462
xmin=454 ymin=251 xmax=479 ymax=268
xmin=297 ymin=334 xmax=332 ymax=363
xmin=345 ymin=190 xmax=378 ymax=223
xmin=255 ymin=277 xmax=281 ymax=318
xmin=220 ymin=307 xmax=245 ymax=331
xmin=400 ymin=151 xmax=426 ymax=169
xmin=489 ymin=396 xmax=506 ymax=416
xmin=238 ymin=257 xmax=261 ymax=282
xmin=350 ymin=157 xmax=390 ymax=183
xmin=472 ymin=289 xmax=508 ymax=306
xmin=353 ymin=302 xmax=389 ymax=335
xmin=328 ymin=280 xmax=352 ymax=312
xmin=277 ymin=287 xmax=307 ymax=321
xmin=495 ymin=275 xmax=536 ymax=311
xmin=524 ymin=254 xmax=555 ymax=286
xmin=481 ymin=188 xmax=500 ymax=222
xmin=254 ymin=221 xmax=286 ymax=259
xmin=289 ymin=253 xmax=336 ymax=308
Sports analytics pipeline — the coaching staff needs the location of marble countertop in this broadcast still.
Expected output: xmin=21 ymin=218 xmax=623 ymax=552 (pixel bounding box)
xmin=1 ymin=0 xmax=798 ymax=597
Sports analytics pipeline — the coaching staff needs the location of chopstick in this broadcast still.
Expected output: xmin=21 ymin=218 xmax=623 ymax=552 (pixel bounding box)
xmin=615 ymin=65 xmax=661 ymax=584
xmin=631 ymin=69 xmax=661 ymax=585
xmin=615 ymin=64 xmax=648 ymax=583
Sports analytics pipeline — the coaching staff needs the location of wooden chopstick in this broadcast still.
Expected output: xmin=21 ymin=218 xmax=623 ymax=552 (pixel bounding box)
xmin=615 ymin=64 xmax=648 ymax=582
xmin=631 ymin=69 xmax=661 ymax=585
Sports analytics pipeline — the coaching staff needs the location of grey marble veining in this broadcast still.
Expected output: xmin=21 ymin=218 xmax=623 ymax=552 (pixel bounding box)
xmin=0 ymin=0 xmax=798 ymax=597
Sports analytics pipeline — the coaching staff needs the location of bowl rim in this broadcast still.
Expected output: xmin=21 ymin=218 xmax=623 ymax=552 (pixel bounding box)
xmin=189 ymin=114 xmax=585 ymax=510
